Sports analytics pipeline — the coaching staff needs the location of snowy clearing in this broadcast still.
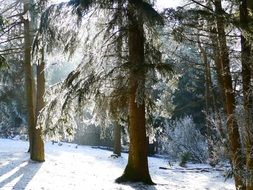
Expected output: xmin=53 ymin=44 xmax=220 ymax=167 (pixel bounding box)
xmin=0 ymin=138 xmax=235 ymax=190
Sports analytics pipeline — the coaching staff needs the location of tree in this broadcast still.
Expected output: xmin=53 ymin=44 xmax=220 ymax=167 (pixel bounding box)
xmin=171 ymin=61 xmax=206 ymax=132
xmin=112 ymin=0 xmax=123 ymax=157
xmin=0 ymin=0 xmax=45 ymax=161
xmin=36 ymin=0 xmax=165 ymax=184
xmin=23 ymin=0 xmax=44 ymax=161
xmin=0 ymin=58 xmax=27 ymax=135
xmin=0 ymin=55 xmax=6 ymax=68
xmin=240 ymin=0 xmax=253 ymax=189
xmin=163 ymin=0 xmax=249 ymax=188
xmin=115 ymin=0 xmax=152 ymax=183
xmin=197 ymin=32 xmax=220 ymax=166
xmin=213 ymin=1 xmax=244 ymax=188
xmin=34 ymin=47 xmax=45 ymax=161
xmin=0 ymin=1 xmax=28 ymax=136
xmin=113 ymin=123 xmax=121 ymax=156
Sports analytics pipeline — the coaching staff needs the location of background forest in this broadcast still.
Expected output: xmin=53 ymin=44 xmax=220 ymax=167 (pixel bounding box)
xmin=0 ymin=0 xmax=253 ymax=189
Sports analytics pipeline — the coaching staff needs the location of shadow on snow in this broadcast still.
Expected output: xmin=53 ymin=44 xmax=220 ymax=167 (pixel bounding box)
xmin=0 ymin=153 xmax=42 ymax=189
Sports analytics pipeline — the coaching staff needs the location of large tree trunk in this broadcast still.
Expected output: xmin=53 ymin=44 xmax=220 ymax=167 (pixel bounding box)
xmin=214 ymin=0 xmax=245 ymax=189
xmin=23 ymin=0 xmax=35 ymax=156
xmin=23 ymin=0 xmax=44 ymax=162
xmin=32 ymin=48 xmax=45 ymax=162
xmin=116 ymin=0 xmax=153 ymax=184
xmin=240 ymin=1 xmax=253 ymax=189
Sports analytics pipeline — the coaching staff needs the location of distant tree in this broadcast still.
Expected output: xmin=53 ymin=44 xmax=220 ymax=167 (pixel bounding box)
xmin=172 ymin=62 xmax=206 ymax=132
xmin=0 ymin=4 xmax=27 ymax=134
xmin=0 ymin=55 xmax=6 ymax=68
xmin=0 ymin=58 xmax=26 ymax=133
xmin=197 ymin=31 xmax=226 ymax=166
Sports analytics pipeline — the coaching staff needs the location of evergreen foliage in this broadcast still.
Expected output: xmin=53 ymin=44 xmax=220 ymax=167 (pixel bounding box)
xmin=0 ymin=59 xmax=26 ymax=133
xmin=1 ymin=0 xmax=253 ymax=189
xmin=35 ymin=0 xmax=172 ymax=141
xmin=172 ymin=67 xmax=206 ymax=132
xmin=0 ymin=55 xmax=7 ymax=68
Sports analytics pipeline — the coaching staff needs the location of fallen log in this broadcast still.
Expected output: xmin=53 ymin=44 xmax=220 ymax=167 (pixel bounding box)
xmin=159 ymin=166 xmax=226 ymax=173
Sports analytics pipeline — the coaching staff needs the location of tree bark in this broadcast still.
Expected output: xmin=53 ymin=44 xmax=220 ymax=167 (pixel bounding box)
xmin=32 ymin=48 xmax=45 ymax=162
xmin=113 ymin=124 xmax=121 ymax=157
xmin=214 ymin=0 xmax=245 ymax=189
xmin=23 ymin=0 xmax=44 ymax=162
xmin=112 ymin=0 xmax=123 ymax=158
xmin=116 ymin=0 xmax=153 ymax=184
xmin=23 ymin=0 xmax=35 ymax=157
xmin=240 ymin=1 xmax=253 ymax=189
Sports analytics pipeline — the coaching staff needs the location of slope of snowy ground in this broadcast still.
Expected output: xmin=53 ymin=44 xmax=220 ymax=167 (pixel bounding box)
xmin=0 ymin=138 xmax=235 ymax=190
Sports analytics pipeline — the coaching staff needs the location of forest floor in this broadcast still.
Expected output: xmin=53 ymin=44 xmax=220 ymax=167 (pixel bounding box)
xmin=0 ymin=138 xmax=235 ymax=190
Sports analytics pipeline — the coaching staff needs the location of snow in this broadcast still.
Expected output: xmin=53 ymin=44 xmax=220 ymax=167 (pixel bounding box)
xmin=0 ymin=138 xmax=235 ymax=190
xmin=155 ymin=0 xmax=183 ymax=10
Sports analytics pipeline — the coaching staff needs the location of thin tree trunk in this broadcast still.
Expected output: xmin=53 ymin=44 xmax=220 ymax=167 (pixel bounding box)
xmin=209 ymin=27 xmax=226 ymax=111
xmin=209 ymin=30 xmax=226 ymax=140
xmin=240 ymin=1 xmax=253 ymax=189
xmin=116 ymin=0 xmax=153 ymax=184
xmin=113 ymin=124 xmax=121 ymax=157
xmin=197 ymin=34 xmax=215 ymax=166
xmin=112 ymin=0 xmax=123 ymax=158
xmin=214 ymin=0 xmax=245 ymax=189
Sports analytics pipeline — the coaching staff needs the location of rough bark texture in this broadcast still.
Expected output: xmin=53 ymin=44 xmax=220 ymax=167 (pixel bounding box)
xmin=23 ymin=0 xmax=44 ymax=162
xmin=23 ymin=1 xmax=35 ymax=156
xmin=240 ymin=1 xmax=253 ymax=189
xmin=33 ymin=49 xmax=45 ymax=162
xmin=214 ymin=0 xmax=245 ymax=189
xmin=113 ymin=124 xmax=121 ymax=157
xmin=112 ymin=0 xmax=123 ymax=158
xmin=116 ymin=0 xmax=153 ymax=184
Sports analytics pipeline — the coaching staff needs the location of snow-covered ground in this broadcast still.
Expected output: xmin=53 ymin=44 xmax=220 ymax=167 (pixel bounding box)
xmin=0 ymin=138 xmax=235 ymax=190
